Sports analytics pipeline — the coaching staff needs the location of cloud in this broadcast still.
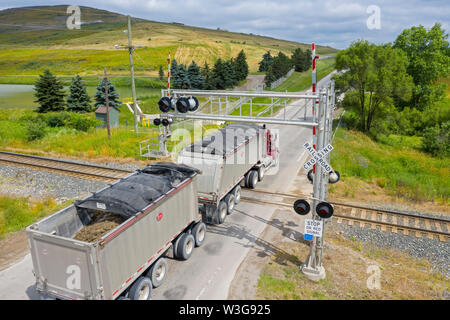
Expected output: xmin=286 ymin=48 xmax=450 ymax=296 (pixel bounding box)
xmin=0 ymin=0 xmax=448 ymax=48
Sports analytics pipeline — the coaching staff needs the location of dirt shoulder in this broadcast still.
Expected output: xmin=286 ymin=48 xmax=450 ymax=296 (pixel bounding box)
xmin=0 ymin=230 xmax=29 ymax=272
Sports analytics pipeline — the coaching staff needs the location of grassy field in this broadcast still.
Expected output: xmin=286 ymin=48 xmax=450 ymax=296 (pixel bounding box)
xmin=256 ymin=228 xmax=449 ymax=300
xmin=0 ymin=6 xmax=337 ymax=82
xmin=0 ymin=196 xmax=68 ymax=237
xmin=272 ymin=58 xmax=335 ymax=92
xmin=329 ymin=128 xmax=449 ymax=206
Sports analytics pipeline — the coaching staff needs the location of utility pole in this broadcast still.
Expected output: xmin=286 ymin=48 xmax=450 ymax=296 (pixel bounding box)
xmin=128 ymin=15 xmax=138 ymax=134
xmin=104 ymin=68 xmax=111 ymax=140
xmin=114 ymin=16 xmax=140 ymax=134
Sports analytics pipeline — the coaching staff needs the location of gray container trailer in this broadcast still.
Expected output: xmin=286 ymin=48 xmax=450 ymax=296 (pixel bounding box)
xmin=177 ymin=123 xmax=279 ymax=224
xmin=26 ymin=162 xmax=206 ymax=300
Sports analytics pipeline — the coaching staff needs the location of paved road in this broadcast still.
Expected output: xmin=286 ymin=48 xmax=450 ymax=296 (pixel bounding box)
xmin=0 ymin=72 xmax=335 ymax=300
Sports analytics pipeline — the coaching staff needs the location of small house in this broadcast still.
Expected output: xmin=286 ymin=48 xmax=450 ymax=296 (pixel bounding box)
xmin=95 ymin=105 xmax=120 ymax=128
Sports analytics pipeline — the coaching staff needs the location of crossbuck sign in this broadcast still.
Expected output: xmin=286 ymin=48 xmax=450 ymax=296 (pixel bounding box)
xmin=303 ymin=142 xmax=333 ymax=173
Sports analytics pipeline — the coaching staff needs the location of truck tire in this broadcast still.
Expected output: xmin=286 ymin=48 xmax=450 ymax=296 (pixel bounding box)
xmin=248 ymin=170 xmax=258 ymax=189
xmin=244 ymin=172 xmax=251 ymax=188
xmin=224 ymin=193 xmax=235 ymax=214
xmin=232 ymin=185 xmax=241 ymax=204
xmin=176 ymin=233 xmax=195 ymax=260
xmin=173 ymin=233 xmax=183 ymax=258
xmin=217 ymin=200 xmax=228 ymax=224
xmin=192 ymin=222 xmax=206 ymax=247
xmin=146 ymin=258 xmax=168 ymax=288
xmin=257 ymin=166 xmax=265 ymax=181
xmin=128 ymin=276 xmax=152 ymax=300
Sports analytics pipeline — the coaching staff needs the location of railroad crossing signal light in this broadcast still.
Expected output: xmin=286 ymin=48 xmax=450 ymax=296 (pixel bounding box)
xmin=307 ymin=169 xmax=314 ymax=183
xmin=158 ymin=97 xmax=173 ymax=113
xmin=329 ymin=170 xmax=340 ymax=184
xmin=316 ymin=202 xmax=334 ymax=219
xmin=293 ymin=199 xmax=310 ymax=215
xmin=162 ymin=118 xmax=173 ymax=127
xmin=153 ymin=118 xmax=161 ymax=126
xmin=176 ymin=96 xmax=199 ymax=113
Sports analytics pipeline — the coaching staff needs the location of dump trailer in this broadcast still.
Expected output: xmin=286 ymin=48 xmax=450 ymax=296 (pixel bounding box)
xmin=26 ymin=162 xmax=206 ymax=300
xmin=177 ymin=123 xmax=279 ymax=224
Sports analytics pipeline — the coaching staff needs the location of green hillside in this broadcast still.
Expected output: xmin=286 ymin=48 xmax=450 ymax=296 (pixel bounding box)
xmin=0 ymin=5 xmax=337 ymax=81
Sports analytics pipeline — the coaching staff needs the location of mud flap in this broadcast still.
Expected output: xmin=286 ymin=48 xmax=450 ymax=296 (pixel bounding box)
xmin=202 ymin=204 xmax=220 ymax=224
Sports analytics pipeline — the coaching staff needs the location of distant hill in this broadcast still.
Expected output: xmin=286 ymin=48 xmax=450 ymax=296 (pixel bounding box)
xmin=0 ymin=5 xmax=337 ymax=77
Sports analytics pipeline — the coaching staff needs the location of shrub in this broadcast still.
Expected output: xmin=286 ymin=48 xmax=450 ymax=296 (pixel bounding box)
xmin=421 ymin=121 xmax=450 ymax=157
xmin=44 ymin=112 xmax=70 ymax=127
xmin=66 ymin=113 xmax=99 ymax=132
xmin=25 ymin=119 xmax=47 ymax=141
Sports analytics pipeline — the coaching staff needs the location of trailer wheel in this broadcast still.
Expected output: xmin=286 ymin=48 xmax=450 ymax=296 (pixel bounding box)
xmin=217 ymin=200 xmax=228 ymax=224
xmin=224 ymin=193 xmax=235 ymax=214
xmin=173 ymin=233 xmax=183 ymax=258
xmin=244 ymin=172 xmax=251 ymax=188
xmin=176 ymin=233 xmax=195 ymax=260
xmin=232 ymin=185 xmax=241 ymax=204
xmin=192 ymin=222 xmax=206 ymax=247
xmin=257 ymin=166 xmax=265 ymax=181
xmin=146 ymin=258 xmax=168 ymax=288
xmin=128 ymin=276 xmax=152 ymax=300
xmin=248 ymin=170 xmax=258 ymax=189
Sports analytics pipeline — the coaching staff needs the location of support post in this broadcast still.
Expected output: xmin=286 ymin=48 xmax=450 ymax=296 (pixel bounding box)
xmin=127 ymin=15 xmax=138 ymax=134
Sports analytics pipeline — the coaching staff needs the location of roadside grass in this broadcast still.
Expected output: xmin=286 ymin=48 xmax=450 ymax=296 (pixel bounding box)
xmin=271 ymin=58 xmax=335 ymax=92
xmin=330 ymin=128 xmax=449 ymax=205
xmin=256 ymin=229 xmax=449 ymax=299
xmin=0 ymin=108 xmax=221 ymax=160
xmin=0 ymin=196 xmax=68 ymax=238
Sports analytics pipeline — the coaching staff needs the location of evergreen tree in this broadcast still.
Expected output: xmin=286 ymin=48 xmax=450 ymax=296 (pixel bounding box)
xmin=94 ymin=78 xmax=121 ymax=108
xmin=202 ymin=62 xmax=214 ymax=90
xmin=258 ymin=51 xmax=273 ymax=72
xmin=222 ymin=60 xmax=236 ymax=88
xmin=187 ymin=61 xmax=205 ymax=89
xmin=34 ymin=69 xmax=66 ymax=113
xmin=303 ymin=49 xmax=312 ymax=71
xmin=212 ymin=58 xmax=225 ymax=89
xmin=67 ymin=75 xmax=91 ymax=113
xmin=172 ymin=63 xmax=191 ymax=89
xmin=291 ymin=48 xmax=307 ymax=72
xmin=171 ymin=59 xmax=180 ymax=88
xmin=234 ymin=50 xmax=249 ymax=81
xmin=158 ymin=65 xmax=164 ymax=81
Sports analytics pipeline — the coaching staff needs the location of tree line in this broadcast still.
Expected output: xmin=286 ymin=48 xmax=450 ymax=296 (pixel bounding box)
xmin=259 ymin=48 xmax=312 ymax=86
xmin=170 ymin=50 xmax=249 ymax=90
xmin=34 ymin=70 xmax=121 ymax=113
xmin=334 ymin=23 xmax=449 ymax=157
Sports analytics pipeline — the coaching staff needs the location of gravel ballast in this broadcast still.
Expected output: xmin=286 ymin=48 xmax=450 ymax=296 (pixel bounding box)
xmin=0 ymin=159 xmax=140 ymax=202
xmin=329 ymin=221 xmax=450 ymax=278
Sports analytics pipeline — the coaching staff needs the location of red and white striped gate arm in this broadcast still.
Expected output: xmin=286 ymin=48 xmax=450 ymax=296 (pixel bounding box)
xmin=167 ymin=51 xmax=171 ymax=96
xmin=312 ymin=43 xmax=317 ymax=173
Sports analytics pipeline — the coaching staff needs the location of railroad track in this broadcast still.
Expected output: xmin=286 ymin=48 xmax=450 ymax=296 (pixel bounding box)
xmin=242 ymin=189 xmax=450 ymax=243
xmin=0 ymin=151 xmax=132 ymax=183
xmin=1 ymin=151 xmax=448 ymax=243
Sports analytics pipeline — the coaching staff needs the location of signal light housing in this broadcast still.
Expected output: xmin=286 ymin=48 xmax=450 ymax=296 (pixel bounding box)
xmin=293 ymin=199 xmax=310 ymax=215
xmin=175 ymin=97 xmax=189 ymax=113
xmin=188 ymin=96 xmax=199 ymax=112
xmin=153 ymin=118 xmax=161 ymax=126
xmin=315 ymin=202 xmax=334 ymax=219
xmin=158 ymin=97 xmax=173 ymax=113
xmin=307 ymin=169 xmax=314 ymax=183
xmin=162 ymin=118 xmax=173 ymax=127
xmin=329 ymin=170 xmax=340 ymax=184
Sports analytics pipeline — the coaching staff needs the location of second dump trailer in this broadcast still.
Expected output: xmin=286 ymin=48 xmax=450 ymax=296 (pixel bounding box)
xmin=177 ymin=123 xmax=279 ymax=224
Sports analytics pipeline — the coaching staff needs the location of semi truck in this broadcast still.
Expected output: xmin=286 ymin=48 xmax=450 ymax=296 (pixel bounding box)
xmin=177 ymin=123 xmax=279 ymax=224
xmin=26 ymin=162 xmax=206 ymax=300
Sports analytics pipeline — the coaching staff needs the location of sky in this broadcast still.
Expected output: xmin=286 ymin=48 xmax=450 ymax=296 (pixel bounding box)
xmin=0 ymin=0 xmax=448 ymax=49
